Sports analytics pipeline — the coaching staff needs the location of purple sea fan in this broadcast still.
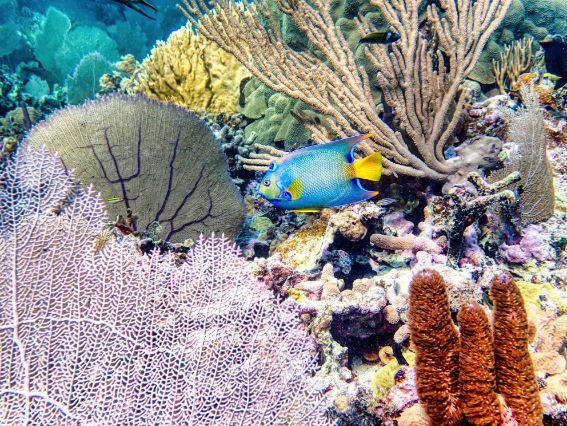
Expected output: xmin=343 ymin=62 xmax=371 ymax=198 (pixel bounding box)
xmin=0 ymin=145 xmax=333 ymax=425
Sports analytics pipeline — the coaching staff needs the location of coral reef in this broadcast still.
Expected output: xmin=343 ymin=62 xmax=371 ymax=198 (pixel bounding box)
xmin=408 ymin=270 xmax=544 ymax=426
xmin=490 ymin=85 xmax=555 ymax=225
xmin=180 ymin=0 xmax=512 ymax=180
xmin=491 ymin=272 xmax=544 ymax=425
xmin=25 ymin=94 xmax=245 ymax=242
xmin=457 ymin=302 xmax=501 ymax=426
xmin=131 ymin=25 xmax=250 ymax=115
xmin=0 ymin=145 xmax=333 ymax=425
xmin=492 ymin=37 xmax=535 ymax=94
xmin=408 ymin=270 xmax=463 ymax=425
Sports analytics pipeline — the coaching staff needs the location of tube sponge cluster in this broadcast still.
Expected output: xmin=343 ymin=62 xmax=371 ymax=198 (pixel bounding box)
xmin=409 ymin=270 xmax=542 ymax=426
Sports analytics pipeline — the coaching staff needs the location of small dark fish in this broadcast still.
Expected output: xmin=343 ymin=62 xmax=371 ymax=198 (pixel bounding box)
xmin=540 ymin=35 xmax=567 ymax=88
xmin=359 ymin=31 xmax=401 ymax=45
xmin=426 ymin=0 xmax=443 ymax=8
xmin=110 ymin=0 xmax=157 ymax=20
xmin=20 ymin=101 xmax=32 ymax=132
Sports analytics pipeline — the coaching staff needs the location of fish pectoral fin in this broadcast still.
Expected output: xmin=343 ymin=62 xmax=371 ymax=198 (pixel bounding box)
xmin=352 ymin=152 xmax=382 ymax=181
xmin=286 ymin=177 xmax=304 ymax=201
xmin=293 ymin=208 xmax=321 ymax=213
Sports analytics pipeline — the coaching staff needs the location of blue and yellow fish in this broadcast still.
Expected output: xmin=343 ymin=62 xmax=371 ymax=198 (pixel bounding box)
xmin=259 ymin=133 xmax=382 ymax=212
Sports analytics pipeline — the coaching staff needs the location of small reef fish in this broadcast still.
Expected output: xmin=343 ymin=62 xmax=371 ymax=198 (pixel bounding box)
xmin=359 ymin=31 xmax=400 ymax=44
xmin=110 ymin=0 xmax=157 ymax=20
xmin=259 ymin=133 xmax=383 ymax=212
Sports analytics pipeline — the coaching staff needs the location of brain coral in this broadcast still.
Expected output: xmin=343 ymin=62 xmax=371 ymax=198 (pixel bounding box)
xmin=131 ymin=25 xmax=250 ymax=114
xmin=26 ymin=94 xmax=245 ymax=242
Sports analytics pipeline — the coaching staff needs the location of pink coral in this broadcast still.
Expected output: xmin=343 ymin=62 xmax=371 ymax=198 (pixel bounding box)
xmin=500 ymin=224 xmax=554 ymax=264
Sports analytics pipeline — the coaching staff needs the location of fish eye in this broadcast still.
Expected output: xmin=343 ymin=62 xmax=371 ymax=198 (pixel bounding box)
xmin=268 ymin=162 xmax=277 ymax=171
xmin=263 ymin=179 xmax=271 ymax=187
xmin=282 ymin=191 xmax=292 ymax=201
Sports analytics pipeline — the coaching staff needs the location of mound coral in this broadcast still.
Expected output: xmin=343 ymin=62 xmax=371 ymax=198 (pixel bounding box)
xmin=25 ymin=94 xmax=245 ymax=243
xmin=131 ymin=25 xmax=250 ymax=114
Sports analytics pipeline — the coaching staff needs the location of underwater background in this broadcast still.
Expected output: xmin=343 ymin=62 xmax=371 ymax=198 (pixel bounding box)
xmin=0 ymin=0 xmax=566 ymax=424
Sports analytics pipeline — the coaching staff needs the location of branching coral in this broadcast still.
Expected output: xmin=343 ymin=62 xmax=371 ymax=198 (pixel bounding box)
xmin=131 ymin=25 xmax=250 ymax=114
xmin=408 ymin=270 xmax=543 ymax=426
xmin=492 ymin=37 xmax=535 ymax=95
xmin=178 ymin=0 xmax=512 ymax=180
xmin=443 ymin=172 xmax=520 ymax=265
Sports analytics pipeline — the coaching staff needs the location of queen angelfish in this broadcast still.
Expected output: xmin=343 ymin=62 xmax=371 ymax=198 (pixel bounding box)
xmin=259 ymin=133 xmax=383 ymax=212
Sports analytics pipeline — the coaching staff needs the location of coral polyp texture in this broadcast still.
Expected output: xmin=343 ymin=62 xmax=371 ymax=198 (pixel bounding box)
xmin=0 ymin=145 xmax=333 ymax=425
xmin=490 ymin=272 xmax=543 ymax=426
xmin=131 ymin=25 xmax=250 ymax=114
xmin=408 ymin=270 xmax=463 ymax=425
xmin=25 ymin=94 xmax=245 ymax=243
xmin=457 ymin=302 xmax=501 ymax=426
xmin=490 ymin=85 xmax=555 ymax=225
xmin=408 ymin=269 xmax=544 ymax=426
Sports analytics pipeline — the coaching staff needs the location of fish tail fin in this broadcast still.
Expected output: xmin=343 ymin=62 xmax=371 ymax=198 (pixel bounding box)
xmin=352 ymin=152 xmax=382 ymax=181
xmin=356 ymin=132 xmax=376 ymax=141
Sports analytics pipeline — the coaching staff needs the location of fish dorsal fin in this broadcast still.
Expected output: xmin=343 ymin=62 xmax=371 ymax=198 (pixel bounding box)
xmin=286 ymin=177 xmax=304 ymax=200
xmin=352 ymin=152 xmax=382 ymax=181
xmin=292 ymin=133 xmax=375 ymax=162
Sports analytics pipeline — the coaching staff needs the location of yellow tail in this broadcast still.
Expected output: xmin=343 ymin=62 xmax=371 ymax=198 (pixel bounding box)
xmin=352 ymin=152 xmax=382 ymax=181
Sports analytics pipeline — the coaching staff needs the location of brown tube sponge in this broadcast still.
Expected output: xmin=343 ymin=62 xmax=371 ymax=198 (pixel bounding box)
xmin=457 ymin=302 xmax=500 ymax=426
xmin=409 ymin=270 xmax=463 ymax=425
xmin=490 ymin=272 xmax=543 ymax=426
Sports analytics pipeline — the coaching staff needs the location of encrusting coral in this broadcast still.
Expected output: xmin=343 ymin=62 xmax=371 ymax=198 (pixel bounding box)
xmin=179 ymin=0 xmax=512 ymax=180
xmin=131 ymin=25 xmax=250 ymax=114
xmin=408 ymin=269 xmax=544 ymax=426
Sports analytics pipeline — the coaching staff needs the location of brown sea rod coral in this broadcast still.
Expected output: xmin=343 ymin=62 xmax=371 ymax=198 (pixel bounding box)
xmin=491 ymin=272 xmax=543 ymax=426
xmin=408 ymin=270 xmax=463 ymax=425
xmin=178 ymin=0 xmax=512 ymax=180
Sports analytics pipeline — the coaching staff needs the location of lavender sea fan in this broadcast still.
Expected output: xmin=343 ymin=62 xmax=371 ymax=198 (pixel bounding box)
xmin=0 ymin=145 xmax=333 ymax=425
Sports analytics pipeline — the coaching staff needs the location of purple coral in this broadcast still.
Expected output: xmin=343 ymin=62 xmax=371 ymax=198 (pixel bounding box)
xmin=500 ymin=224 xmax=554 ymax=264
xmin=0 ymin=145 xmax=333 ymax=425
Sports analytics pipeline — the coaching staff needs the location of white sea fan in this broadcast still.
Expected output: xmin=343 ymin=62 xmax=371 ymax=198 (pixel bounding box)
xmin=0 ymin=145 xmax=333 ymax=425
